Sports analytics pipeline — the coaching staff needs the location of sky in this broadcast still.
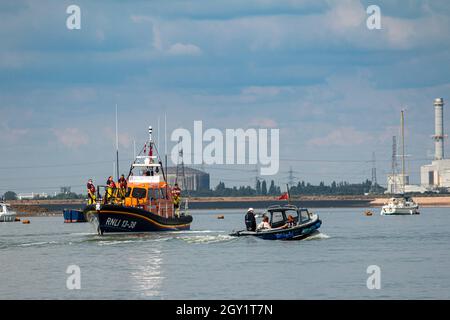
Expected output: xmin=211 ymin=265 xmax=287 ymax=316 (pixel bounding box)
xmin=1 ymin=0 xmax=450 ymax=194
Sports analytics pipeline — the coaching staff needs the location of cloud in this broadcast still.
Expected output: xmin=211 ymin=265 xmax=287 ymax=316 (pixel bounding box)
xmin=167 ymin=43 xmax=202 ymax=56
xmin=249 ymin=118 xmax=278 ymax=128
xmin=103 ymin=127 xmax=132 ymax=149
xmin=0 ymin=122 xmax=28 ymax=143
xmin=53 ymin=128 xmax=89 ymax=148
xmin=307 ymin=127 xmax=373 ymax=147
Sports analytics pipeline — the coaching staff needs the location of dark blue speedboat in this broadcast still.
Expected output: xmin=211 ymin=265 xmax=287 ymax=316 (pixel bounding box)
xmin=230 ymin=204 xmax=322 ymax=240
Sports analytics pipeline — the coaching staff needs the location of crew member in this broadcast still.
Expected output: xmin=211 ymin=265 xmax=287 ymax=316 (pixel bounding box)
xmin=244 ymin=208 xmax=256 ymax=232
xmin=87 ymin=179 xmax=96 ymax=205
xmin=118 ymin=174 xmax=127 ymax=200
xmin=172 ymin=183 xmax=181 ymax=213
xmin=105 ymin=176 xmax=116 ymax=203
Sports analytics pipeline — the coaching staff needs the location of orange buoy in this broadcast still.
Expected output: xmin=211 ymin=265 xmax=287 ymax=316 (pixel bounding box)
xmin=217 ymin=215 xmax=224 ymax=219
xmin=22 ymin=220 xmax=30 ymax=224
xmin=365 ymin=210 xmax=373 ymax=216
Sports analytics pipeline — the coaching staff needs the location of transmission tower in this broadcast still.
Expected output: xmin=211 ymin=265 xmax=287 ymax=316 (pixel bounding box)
xmin=391 ymin=136 xmax=398 ymax=194
xmin=370 ymin=152 xmax=378 ymax=193
xmin=287 ymin=166 xmax=299 ymax=187
xmin=175 ymin=137 xmax=187 ymax=191
xmin=254 ymin=163 xmax=260 ymax=189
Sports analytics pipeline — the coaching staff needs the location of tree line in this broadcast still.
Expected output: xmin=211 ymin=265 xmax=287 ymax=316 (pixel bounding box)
xmin=2 ymin=179 xmax=385 ymax=200
xmin=190 ymin=179 xmax=385 ymax=197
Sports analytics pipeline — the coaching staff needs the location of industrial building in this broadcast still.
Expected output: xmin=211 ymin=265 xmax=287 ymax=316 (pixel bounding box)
xmin=420 ymin=98 xmax=450 ymax=190
xmin=386 ymin=98 xmax=448 ymax=194
xmin=165 ymin=167 xmax=210 ymax=192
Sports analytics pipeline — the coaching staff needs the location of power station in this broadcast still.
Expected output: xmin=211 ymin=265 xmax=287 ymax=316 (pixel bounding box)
xmin=387 ymin=98 xmax=450 ymax=194
xmin=420 ymin=98 xmax=450 ymax=189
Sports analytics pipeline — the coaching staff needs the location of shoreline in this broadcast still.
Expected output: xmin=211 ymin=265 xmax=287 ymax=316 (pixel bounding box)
xmin=8 ymin=195 xmax=450 ymax=216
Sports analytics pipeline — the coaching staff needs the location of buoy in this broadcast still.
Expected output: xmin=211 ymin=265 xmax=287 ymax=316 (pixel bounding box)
xmin=365 ymin=210 xmax=373 ymax=216
xmin=22 ymin=220 xmax=30 ymax=224
xmin=217 ymin=215 xmax=224 ymax=219
xmin=15 ymin=217 xmax=21 ymax=222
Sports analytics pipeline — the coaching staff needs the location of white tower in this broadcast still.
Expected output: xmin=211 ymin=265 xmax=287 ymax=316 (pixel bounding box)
xmin=433 ymin=98 xmax=445 ymax=160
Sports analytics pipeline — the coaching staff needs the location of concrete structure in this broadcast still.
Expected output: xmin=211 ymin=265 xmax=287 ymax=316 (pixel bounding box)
xmin=421 ymin=98 xmax=450 ymax=190
xmin=166 ymin=167 xmax=210 ymax=191
xmin=18 ymin=192 xmax=49 ymax=200
xmin=433 ymin=98 xmax=445 ymax=160
xmin=387 ymin=174 xmax=409 ymax=194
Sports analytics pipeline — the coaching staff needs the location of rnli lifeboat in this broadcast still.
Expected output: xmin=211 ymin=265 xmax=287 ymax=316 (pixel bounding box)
xmin=83 ymin=126 xmax=192 ymax=234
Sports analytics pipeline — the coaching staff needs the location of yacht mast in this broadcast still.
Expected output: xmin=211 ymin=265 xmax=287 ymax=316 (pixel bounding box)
xmin=401 ymin=110 xmax=406 ymax=194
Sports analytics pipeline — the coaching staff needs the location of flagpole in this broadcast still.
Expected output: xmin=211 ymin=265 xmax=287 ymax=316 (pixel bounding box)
xmin=286 ymin=183 xmax=291 ymax=204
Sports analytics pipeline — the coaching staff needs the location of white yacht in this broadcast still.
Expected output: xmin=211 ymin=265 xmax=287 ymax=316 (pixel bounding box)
xmin=381 ymin=196 xmax=419 ymax=215
xmin=381 ymin=110 xmax=420 ymax=215
xmin=0 ymin=202 xmax=17 ymax=222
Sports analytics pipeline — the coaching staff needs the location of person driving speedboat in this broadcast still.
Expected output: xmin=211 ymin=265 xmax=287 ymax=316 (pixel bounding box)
xmin=244 ymin=208 xmax=256 ymax=231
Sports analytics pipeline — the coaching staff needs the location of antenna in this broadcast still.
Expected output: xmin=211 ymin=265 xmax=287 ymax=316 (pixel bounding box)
xmin=157 ymin=116 xmax=160 ymax=153
xmin=115 ymin=104 xmax=119 ymax=181
xmin=164 ymin=113 xmax=168 ymax=175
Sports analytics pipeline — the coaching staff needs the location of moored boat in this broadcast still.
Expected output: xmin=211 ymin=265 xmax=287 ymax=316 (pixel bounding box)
xmin=63 ymin=209 xmax=87 ymax=223
xmin=230 ymin=204 xmax=322 ymax=240
xmin=0 ymin=202 xmax=17 ymax=222
xmin=380 ymin=110 xmax=420 ymax=216
xmin=380 ymin=196 xmax=419 ymax=215
xmin=83 ymin=126 xmax=192 ymax=234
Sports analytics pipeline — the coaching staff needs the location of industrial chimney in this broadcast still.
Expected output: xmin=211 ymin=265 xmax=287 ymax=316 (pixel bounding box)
xmin=433 ymin=98 xmax=445 ymax=160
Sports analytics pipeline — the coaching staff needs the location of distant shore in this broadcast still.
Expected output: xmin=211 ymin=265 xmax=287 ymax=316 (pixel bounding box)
xmin=8 ymin=195 xmax=450 ymax=216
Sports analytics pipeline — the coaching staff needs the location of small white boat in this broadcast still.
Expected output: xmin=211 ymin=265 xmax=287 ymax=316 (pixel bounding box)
xmin=381 ymin=110 xmax=420 ymax=216
xmin=380 ymin=196 xmax=419 ymax=215
xmin=0 ymin=202 xmax=17 ymax=222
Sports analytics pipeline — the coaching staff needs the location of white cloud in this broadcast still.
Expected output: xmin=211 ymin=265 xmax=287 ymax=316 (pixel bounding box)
xmin=249 ymin=118 xmax=278 ymax=128
xmin=53 ymin=128 xmax=89 ymax=148
xmin=307 ymin=127 xmax=373 ymax=147
xmin=167 ymin=43 xmax=202 ymax=56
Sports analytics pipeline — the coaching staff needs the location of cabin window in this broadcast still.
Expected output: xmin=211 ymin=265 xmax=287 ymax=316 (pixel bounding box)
xmin=299 ymin=209 xmax=310 ymax=223
xmin=131 ymin=188 xmax=147 ymax=199
xmin=285 ymin=210 xmax=298 ymax=222
xmin=270 ymin=211 xmax=285 ymax=228
xmin=125 ymin=187 xmax=132 ymax=197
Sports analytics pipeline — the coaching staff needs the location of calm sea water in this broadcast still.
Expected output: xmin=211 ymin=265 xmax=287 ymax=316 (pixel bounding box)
xmin=1 ymin=207 xmax=449 ymax=299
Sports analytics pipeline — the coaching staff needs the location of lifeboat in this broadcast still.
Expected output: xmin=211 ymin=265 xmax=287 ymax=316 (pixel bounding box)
xmin=83 ymin=126 xmax=192 ymax=234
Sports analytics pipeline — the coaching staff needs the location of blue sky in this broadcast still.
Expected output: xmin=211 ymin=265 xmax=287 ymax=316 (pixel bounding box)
xmin=1 ymin=0 xmax=450 ymax=194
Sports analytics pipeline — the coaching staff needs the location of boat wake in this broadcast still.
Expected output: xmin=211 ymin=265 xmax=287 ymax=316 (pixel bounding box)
xmin=176 ymin=234 xmax=235 ymax=244
xmin=304 ymin=231 xmax=330 ymax=241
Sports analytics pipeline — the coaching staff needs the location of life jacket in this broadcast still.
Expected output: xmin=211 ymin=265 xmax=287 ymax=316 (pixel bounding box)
xmin=172 ymin=187 xmax=181 ymax=197
xmin=87 ymin=183 xmax=95 ymax=194
xmin=118 ymin=178 xmax=127 ymax=189
xmin=108 ymin=180 xmax=116 ymax=188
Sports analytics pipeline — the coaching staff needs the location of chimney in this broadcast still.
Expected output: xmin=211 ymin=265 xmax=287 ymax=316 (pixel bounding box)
xmin=433 ymin=98 xmax=444 ymax=160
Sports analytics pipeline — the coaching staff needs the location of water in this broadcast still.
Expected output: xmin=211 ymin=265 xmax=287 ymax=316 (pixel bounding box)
xmin=1 ymin=207 xmax=449 ymax=299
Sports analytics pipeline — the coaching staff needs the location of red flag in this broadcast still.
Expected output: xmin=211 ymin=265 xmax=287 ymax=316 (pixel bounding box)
xmin=278 ymin=192 xmax=289 ymax=200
